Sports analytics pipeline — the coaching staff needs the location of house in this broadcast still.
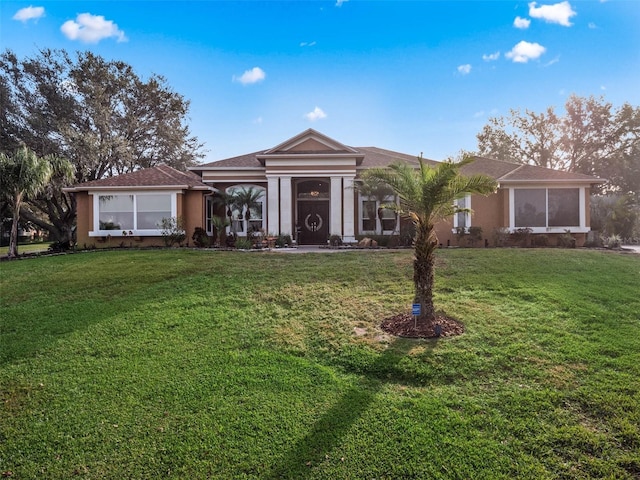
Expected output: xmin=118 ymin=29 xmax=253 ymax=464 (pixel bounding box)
xmin=66 ymin=129 xmax=603 ymax=248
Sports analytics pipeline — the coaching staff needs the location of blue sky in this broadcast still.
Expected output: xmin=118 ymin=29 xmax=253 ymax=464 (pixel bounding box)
xmin=2 ymin=0 xmax=639 ymax=163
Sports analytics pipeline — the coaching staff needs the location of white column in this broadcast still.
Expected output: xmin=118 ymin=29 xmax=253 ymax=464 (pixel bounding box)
xmin=330 ymin=176 xmax=343 ymax=237
xmin=267 ymin=176 xmax=279 ymax=235
xmin=280 ymin=176 xmax=292 ymax=235
xmin=342 ymin=176 xmax=356 ymax=243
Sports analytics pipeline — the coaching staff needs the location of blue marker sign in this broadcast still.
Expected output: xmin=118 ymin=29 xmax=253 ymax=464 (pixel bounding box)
xmin=412 ymin=303 xmax=421 ymax=316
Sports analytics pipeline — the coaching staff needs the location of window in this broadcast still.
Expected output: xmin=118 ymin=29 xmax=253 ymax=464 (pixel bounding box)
xmin=137 ymin=195 xmax=171 ymax=229
xmin=360 ymin=195 xmax=398 ymax=234
xmin=92 ymin=192 xmax=176 ymax=236
xmin=226 ymin=185 xmax=266 ymax=237
xmin=453 ymin=196 xmax=471 ymax=230
xmin=99 ymin=195 xmax=133 ymax=230
xmin=513 ymin=188 xmax=583 ymax=231
xmin=515 ymin=189 xmax=546 ymax=228
xmin=548 ymin=189 xmax=579 ymax=227
xmin=205 ymin=196 xmax=214 ymax=235
xmin=362 ymin=200 xmax=377 ymax=231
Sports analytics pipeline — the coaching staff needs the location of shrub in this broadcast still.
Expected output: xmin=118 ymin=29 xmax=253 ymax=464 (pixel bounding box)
xmin=329 ymin=235 xmax=343 ymax=247
xmin=235 ymin=237 xmax=253 ymax=250
xmin=604 ymin=234 xmax=622 ymax=249
xmin=454 ymin=226 xmax=468 ymax=246
xmin=192 ymin=227 xmax=210 ymax=248
xmin=558 ymin=230 xmax=576 ymax=248
xmin=492 ymin=227 xmax=510 ymax=247
xmin=48 ymin=240 xmax=72 ymax=252
xmin=468 ymin=226 xmax=483 ymax=247
xmin=160 ymin=217 xmax=186 ymax=247
xmin=511 ymin=228 xmax=533 ymax=247
xmin=276 ymin=234 xmax=292 ymax=247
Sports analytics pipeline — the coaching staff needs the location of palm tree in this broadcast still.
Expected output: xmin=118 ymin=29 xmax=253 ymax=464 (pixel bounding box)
xmin=211 ymin=190 xmax=239 ymax=235
xmin=0 ymin=147 xmax=73 ymax=258
xmin=355 ymin=177 xmax=396 ymax=235
xmin=234 ymin=187 xmax=263 ymax=222
xmin=211 ymin=215 xmax=230 ymax=246
xmin=362 ymin=156 xmax=497 ymax=324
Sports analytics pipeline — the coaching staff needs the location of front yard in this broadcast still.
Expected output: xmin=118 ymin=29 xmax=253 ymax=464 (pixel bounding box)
xmin=1 ymin=248 xmax=639 ymax=478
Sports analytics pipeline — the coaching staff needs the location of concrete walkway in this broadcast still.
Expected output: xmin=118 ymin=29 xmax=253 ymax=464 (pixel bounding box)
xmin=623 ymin=245 xmax=640 ymax=254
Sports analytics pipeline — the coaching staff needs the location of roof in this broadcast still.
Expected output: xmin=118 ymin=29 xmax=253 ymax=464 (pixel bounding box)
xmin=64 ymin=165 xmax=213 ymax=191
xmin=463 ymin=156 xmax=604 ymax=184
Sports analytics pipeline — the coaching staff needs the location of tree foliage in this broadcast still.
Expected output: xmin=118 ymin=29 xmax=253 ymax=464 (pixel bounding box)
xmin=476 ymin=95 xmax=640 ymax=197
xmin=0 ymin=146 xmax=73 ymax=257
xmin=0 ymin=48 xmax=205 ymax=242
xmin=362 ymin=157 xmax=497 ymax=323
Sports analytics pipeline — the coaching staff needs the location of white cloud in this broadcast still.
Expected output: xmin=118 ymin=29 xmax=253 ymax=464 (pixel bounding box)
xmin=473 ymin=111 xmax=485 ymax=118
xmin=457 ymin=64 xmax=472 ymax=75
xmin=588 ymin=22 xmax=597 ymax=29
xmin=528 ymin=1 xmax=576 ymax=26
xmin=300 ymin=41 xmax=317 ymax=47
xmin=514 ymin=16 xmax=531 ymax=29
xmin=253 ymin=117 xmax=263 ymax=124
xmin=13 ymin=5 xmax=45 ymax=22
xmin=336 ymin=0 xmax=349 ymax=6
xmin=304 ymin=107 xmax=327 ymax=122
xmin=544 ymin=56 xmax=560 ymax=67
xmin=482 ymin=51 xmax=500 ymax=61
xmin=233 ymin=67 xmax=266 ymax=85
xmin=61 ymin=13 xmax=127 ymax=43
xmin=506 ymin=41 xmax=546 ymax=63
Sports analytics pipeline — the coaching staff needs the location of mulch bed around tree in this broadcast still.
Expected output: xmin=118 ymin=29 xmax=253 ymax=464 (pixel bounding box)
xmin=380 ymin=312 xmax=465 ymax=339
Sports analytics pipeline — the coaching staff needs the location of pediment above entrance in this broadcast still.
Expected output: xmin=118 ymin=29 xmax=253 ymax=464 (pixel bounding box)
xmin=257 ymin=129 xmax=364 ymax=174
xmin=263 ymin=128 xmax=360 ymax=155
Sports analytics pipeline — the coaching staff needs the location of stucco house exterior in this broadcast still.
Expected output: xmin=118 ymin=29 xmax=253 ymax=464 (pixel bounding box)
xmin=66 ymin=129 xmax=603 ymax=248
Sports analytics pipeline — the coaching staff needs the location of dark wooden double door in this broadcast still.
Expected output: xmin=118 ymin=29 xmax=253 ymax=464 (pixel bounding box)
xmin=297 ymin=201 xmax=329 ymax=245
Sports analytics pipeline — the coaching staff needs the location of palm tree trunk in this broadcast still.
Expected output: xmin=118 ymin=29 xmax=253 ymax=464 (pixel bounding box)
xmin=413 ymin=221 xmax=438 ymax=323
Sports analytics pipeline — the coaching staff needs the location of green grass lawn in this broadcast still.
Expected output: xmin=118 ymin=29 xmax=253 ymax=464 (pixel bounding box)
xmin=0 ymin=242 xmax=51 ymax=256
xmin=1 ymin=248 xmax=639 ymax=479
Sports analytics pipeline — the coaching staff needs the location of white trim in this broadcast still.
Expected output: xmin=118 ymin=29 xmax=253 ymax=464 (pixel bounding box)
xmin=452 ymin=195 xmax=471 ymax=232
xmin=267 ymin=177 xmax=280 ymax=235
xmin=89 ymin=191 xmax=177 ymax=237
xmin=358 ymin=193 xmax=399 ymax=235
xmin=508 ymin=186 xmax=588 ymax=233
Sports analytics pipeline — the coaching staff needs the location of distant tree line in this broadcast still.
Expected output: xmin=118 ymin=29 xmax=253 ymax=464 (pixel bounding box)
xmin=0 ymin=48 xmax=205 ymax=247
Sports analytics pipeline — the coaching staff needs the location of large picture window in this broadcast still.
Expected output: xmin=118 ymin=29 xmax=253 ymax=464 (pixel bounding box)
xmin=93 ymin=192 xmax=175 ymax=235
xmin=513 ymin=188 xmax=582 ymax=230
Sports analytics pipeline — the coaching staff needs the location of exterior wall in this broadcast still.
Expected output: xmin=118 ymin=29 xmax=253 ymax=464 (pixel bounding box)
xmin=180 ymin=190 xmax=207 ymax=244
xmin=76 ymin=189 xmax=206 ymax=249
xmin=434 ymin=191 xmax=504 ymax=247
xmin=75 ymin=191 xmax=93 ymax=248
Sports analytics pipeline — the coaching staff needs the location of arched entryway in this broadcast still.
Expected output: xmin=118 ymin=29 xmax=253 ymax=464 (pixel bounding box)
xmin=296 ymin=179 xmax=330 ymax=245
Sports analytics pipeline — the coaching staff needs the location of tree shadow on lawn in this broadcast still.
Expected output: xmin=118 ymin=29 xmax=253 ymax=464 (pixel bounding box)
xmin=266 ymin=337 xmax=438 ymax=479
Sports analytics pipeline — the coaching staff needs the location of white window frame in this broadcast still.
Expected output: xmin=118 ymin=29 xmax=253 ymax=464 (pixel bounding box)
xmin=89 ymin=191 xmax=178 ymax=237
xmin=225 ymin=185 xmax=266 ymax=237
xmin=358 ymin=194 xmax=399 ymax=235
xmin=452 ymin=195 xmax=471 ymax=233
xmin=508 ymin=186 xmax=588 ymax=233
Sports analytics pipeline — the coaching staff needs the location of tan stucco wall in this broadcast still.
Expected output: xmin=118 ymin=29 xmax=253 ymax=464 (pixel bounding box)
xmin=180 ymin=190 xmax=207 ymax=243
xmin=75 ymin=189 xmax=207 ymax=249
xmin=74 ymin=191 xmax=92 ymax=248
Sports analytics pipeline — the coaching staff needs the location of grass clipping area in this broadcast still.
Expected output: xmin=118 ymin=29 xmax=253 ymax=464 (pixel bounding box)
xmin=1 ymin=248 xmax=639 ymax=479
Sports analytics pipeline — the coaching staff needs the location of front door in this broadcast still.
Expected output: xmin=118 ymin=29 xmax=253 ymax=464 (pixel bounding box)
xmin=297 ymin=201 xmax=329 ymax=245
